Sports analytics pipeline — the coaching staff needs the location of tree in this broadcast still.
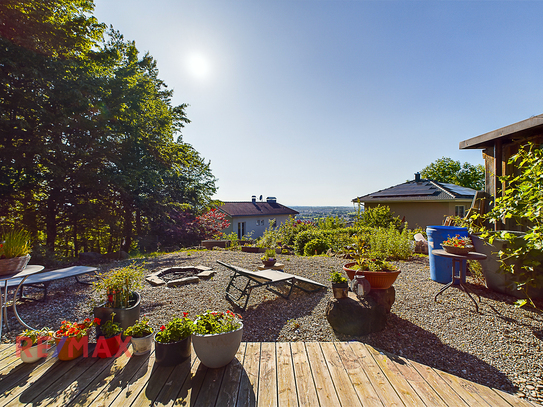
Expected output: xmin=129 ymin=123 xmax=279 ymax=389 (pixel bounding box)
xmin=420 ymin=157 xmax=484 ymax=190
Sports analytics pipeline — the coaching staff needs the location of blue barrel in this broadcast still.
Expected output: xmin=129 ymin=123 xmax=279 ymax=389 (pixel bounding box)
xmin=426 ymin=225 xmax=469 ymax=284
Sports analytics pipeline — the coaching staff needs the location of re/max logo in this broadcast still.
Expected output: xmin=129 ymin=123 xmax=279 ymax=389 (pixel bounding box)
xmin=16 ymin=336 xmax=133 ymax=359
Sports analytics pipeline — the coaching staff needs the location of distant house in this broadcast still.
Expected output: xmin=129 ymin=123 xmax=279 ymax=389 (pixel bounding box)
xmin=352 ymin=173 xmax=477 ymax=229
xmin=218 ymin=197 xmax=299 ymax=239
xmin=459 ymin=114 xmax=543 ymax=230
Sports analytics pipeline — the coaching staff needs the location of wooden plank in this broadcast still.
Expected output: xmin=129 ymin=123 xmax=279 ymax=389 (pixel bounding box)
xmin=66 ymin=349 xmax=148 ymax=407
xmin=407 ymin=359 xmax=470 ymax=406
xmin=173 ymin=354 xmax=210 ymax=406
xmin=304 ymin=342 xmax=342 ymax=406
xmin=334 ymin=342 xmax=383 ymax=407
xmin=193 ymin=363 xmax=226 ymax=406
xmin=258 ymin=342 xmax=277 ymax=407
xmin=128 ymin=360 xmax=177 ymax=407
xmin=349 ymin=343 xmax=404 ymax=407
xmin=236 ymin=342 xmax=260 ymax=407
xmin=108 ymin=351 xmax=158 ymax=407
xmin=319 ymin=342 xmax=362 ymax=406
xmin=366 ymin=346 xmax=426 ymax=406
xmin=0 ymin=343 xmax=16 ymax=361
xmin=153 ymin=350 xmax=198 ymax=407
xmin=276 ymin=343 xmax=298 ymax=407
xmin=215 ymin=342 xmax=246 ymax=407
xmin=290 ymin=342 xmax=319 ymax=406
xmin=381 ymin=353 xmax=448 ymax=407
xmin=490 ymin=388 xmax=541 ymax=407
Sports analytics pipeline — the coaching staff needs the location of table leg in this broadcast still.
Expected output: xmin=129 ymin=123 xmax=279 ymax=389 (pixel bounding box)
xmin=12 ymin=276 xmax=34 ymax=330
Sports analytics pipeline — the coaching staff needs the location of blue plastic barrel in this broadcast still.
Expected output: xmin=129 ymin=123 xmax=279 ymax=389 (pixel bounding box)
xmin=426 ymin=225 xmax=469 ymax=284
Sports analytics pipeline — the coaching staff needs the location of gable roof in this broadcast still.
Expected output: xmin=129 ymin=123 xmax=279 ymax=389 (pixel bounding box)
xmin=353 ymin=179 xmax=476 ymax=203
xmin=219 ymin=201 xmax=299 ymax=217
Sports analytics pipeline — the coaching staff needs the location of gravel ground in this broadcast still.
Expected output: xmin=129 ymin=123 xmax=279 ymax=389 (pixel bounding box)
xmin=2 ymin=249 xmax=543 ymax=404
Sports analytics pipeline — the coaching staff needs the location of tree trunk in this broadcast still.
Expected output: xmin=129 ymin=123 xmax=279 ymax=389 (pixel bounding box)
xmin=122 ymin=201 xmax=133 ymax=252
xmin=45 ymin=195 xmax=58 ymax=253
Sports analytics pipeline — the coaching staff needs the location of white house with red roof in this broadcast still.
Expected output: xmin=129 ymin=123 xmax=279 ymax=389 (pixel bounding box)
xmin=218 ymin=196 xmax=299 ymax=239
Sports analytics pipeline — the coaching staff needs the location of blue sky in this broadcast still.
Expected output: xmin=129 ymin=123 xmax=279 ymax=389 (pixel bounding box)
xmin=93 ymin=0 xmax=543 ymax=206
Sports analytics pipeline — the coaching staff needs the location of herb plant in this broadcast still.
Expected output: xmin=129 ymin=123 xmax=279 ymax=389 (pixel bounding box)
xmin=192 ymin=310 xmax=242 ymax=336
xmin=18 ymin=327 xmax=54 ymax=347
xmin=124 ymin=317 xmax=154 ymax=338
xmin=155 ymin=314 xmax=193 ymax=343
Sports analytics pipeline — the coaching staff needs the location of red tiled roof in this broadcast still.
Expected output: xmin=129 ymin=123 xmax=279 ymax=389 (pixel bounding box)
xmin=218 ymin=201 xmax=299 ymax=217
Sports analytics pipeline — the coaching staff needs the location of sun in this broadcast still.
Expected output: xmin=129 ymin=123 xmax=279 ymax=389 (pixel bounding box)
xmin=187 ymin=54 xmax=211 ymax=80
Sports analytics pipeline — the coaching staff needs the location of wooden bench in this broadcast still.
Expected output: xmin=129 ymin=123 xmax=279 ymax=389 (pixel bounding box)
xmin=0 ymin=265 xmax=98 ymax=301
xmin=217 ymin=261 xmax=326 ymax=311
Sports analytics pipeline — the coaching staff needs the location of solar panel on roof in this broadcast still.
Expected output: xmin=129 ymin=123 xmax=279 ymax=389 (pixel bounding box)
xmin=371 ymin=183 xmax=436 ymax=197
xmin=442 ymin=183 xmax=475 ymax=196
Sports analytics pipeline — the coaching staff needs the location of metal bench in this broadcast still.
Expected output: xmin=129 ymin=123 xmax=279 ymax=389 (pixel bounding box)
xmin=217 ymin=261 xmax=326 ymax=311
xmin=0 ymin=265 xmax=98 ymax=301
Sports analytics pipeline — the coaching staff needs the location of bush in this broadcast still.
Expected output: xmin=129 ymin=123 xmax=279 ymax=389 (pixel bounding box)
xmin=354 ymin=204 xmax=403 ymax=229
xmin=366 ymin=224 xmax=413 ymax=260
xmin=304 ymin=238 xmax=329 ymax=256
xmin=257 ymin=216 xmax=315 ymax=248
xmin=294 ymin=230 xmax=323 ymax=255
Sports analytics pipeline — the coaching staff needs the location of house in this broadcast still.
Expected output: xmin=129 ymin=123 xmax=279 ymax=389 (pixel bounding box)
xmin=459 ymin=114 xmax=543 ymax=230
xmin=352 ymin=173 xmax=477 ymax=229
xmin=218 ymin=197 xmax=299 ymax=239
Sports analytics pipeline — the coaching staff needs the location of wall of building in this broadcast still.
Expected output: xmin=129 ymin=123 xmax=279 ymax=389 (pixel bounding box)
xmin=365 ymin=201 xmax=472 ymax=229
xmin=221 ymin=214 xmax=292 ymax=239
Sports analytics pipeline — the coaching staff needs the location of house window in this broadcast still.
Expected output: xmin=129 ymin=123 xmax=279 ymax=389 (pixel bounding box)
xmin=455 ymin=205 xmax=465 ymax=217
xmin=256 ymin=220 xmax=260 ymax=226
xmin=237 ymin=222 xmax=246 ymax=240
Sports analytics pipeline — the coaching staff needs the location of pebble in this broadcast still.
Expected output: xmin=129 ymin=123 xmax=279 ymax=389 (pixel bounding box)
xmin=2 ymin=250 xmax=542 ymax=403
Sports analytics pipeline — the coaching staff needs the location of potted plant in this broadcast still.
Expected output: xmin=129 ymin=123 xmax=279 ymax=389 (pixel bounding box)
xmin=191 ymin=310 xmax=243 ymax=369
xmin=441 ymin=234 xmax=474 ymax=255
xmin=17 ymin=327 xmax=54 ymax=363
xmin=0 ymin=229 xmax=31 ymax=275
xmin=92 ymin=264 xmax=144 ymax=335
xmin=261 ymin=248 xmax=276 ymax=267
xmin=330 ymin=271 xmax=349 ymax=299
xmin=343 ymin=258 xmax=400 ymax=290
xmin=154 ymin=314 xmax=192 ymax=366
xmin=95 ymin=312 xmax=124 ymax=358
xmin=54 ymin=318 xmax=97 ymax=361
xmin=124 ymin=317 xmax=154 ymax=355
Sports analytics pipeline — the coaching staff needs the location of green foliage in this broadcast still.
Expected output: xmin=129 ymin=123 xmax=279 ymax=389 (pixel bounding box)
xmin=294 ymin=230 xmax=323 ymax=255
xmin=0 ymin=229 xmax=31 ymax=258
xmin=316 ymin=216 xmax=346 ymax=230
xmin=92 ymin=264 xmax=144 ymax=308
xmin=420 ymin=157 xmax=484 ymax=190
xmin=155 ymin=315 xmax=192 ymax=343
xmin=330 ymin=271 xmax=347 ymax=284
xmin=261 ymin=248 xmax=276 ymax=261
xmin=191 ymin=310 xmax=242 ymax=336
xmin=366 ymin=225 xmax=413 ymax=260
xmin=124 ymin=317 xmax=154 ymax=338
xmin=257 ymin=216 xmax=314 ymax=248
xmin=354 ymin=204 xmax=403 ymax=229
xmin=304 ymin=238 xmax=329 ymax=256
xmin=475 ymin=143 xmax=543 ymax=307
xmin=98 ymin=312 xmax=123 ymax=338
xmin=352 ymin=258 xmax=397 ymax=272
xmin=18 ymin=327 xmax=54 ymax=347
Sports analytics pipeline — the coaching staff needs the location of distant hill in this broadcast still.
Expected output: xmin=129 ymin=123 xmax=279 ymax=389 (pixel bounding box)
xmin=291 ymin=206 xmax=355 ymax=221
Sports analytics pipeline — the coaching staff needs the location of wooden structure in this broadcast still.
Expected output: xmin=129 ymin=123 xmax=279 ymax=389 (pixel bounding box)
xmin=0 ymin=341 xmax=537 ymax=406
xmin=459 ymin=114 xmax=543 ymax=230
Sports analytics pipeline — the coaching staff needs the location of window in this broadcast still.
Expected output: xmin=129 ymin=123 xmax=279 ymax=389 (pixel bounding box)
xmin=455 ymin=205 xmax=465 ymax=217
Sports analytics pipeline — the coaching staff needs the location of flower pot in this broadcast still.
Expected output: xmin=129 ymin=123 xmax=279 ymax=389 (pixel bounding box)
xmin=343 ymin=263 xmax=400 ymax=290
xmin=94 ymin=292 xmax=141 ymax=338
xmin=95 ymin=335 xmax=121 ymax=358
xmin=154 ymin=334 xmax=191 ymax=366
xmin=331 ymin=282 xmax=348 ymax=299
xmin=54 ymin=335 xmax=88 ymax=361
xmin=191 ymin=323 xmax=243 ymax=369
xmin=0 ymin=255 xmax=30 ymax=275
xmin=442 ymin=245 xmax=474 ymax=255
xmin=19 ymin=342 xmax=51 ymax=363
xmin=262 ymin=260 xmax=276 ymax=268
xmin=130 ymin=333 xmax=154 ymax=356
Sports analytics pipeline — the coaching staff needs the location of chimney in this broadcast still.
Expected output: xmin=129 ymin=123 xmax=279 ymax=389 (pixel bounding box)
xmin=415 ymin=172 xmax=421 ymax=182
xmin=251 ymin=195 xmax=256 ymax=203
xmin=266 ymin=197 xmax=277 ymax=204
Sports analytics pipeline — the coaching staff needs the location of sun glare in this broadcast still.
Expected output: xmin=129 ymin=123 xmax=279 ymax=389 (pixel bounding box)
xmin=187 ymin=54 xmax=211 ymax=79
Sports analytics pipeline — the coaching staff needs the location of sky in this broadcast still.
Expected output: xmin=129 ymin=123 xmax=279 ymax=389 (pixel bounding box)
xmin=93 ymin=0 xmax=543 ymax=206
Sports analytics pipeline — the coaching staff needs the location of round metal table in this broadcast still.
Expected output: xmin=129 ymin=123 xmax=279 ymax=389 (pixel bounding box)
xmin=432 ymin=250 xmax=487 ymax=312
xmin=0 ymin=265 xmax=45 ymax=337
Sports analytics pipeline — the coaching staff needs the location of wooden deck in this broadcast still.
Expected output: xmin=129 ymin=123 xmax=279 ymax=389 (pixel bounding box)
xmin=0 ymin=341 xmax=538 ymax=407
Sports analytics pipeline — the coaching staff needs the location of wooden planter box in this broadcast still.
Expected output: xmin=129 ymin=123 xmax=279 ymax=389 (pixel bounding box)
xmin=201 ymin=240 xmax=231 ymax=250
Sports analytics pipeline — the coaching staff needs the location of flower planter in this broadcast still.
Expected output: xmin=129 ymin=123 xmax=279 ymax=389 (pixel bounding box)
xmin=241 ymin=246 xmax=260 ymax=253
xmin=19 ymin=342 xmax=51 ymax=363
xmin=94 ymin=292 xmax=141 ymax=338
xmin=201 ymin=240 xmax=230 ymax=250
xmin=0 ymin=255 xmax=30 ymax=275
xmin=343 ymin=262 xmax=400 ymax=290
xmin=95 ymin=335 xmax=121 ymax=358
xmin=192 ymin=323 xmax=243 ymax=369
xmin=54 ymin=335 xmax=88 ymax=361
xmin=154 ymin=334 xmax=191 ymax=366
xmin=442 ymin=245 xmax=474 ymax=255
xmin=331 ymin=282 xmax=348 ymax=299
xmin=130 ymin=333 xmax=154 ymax=355
xmin=262 ymin=260 xmax=276 ymax=268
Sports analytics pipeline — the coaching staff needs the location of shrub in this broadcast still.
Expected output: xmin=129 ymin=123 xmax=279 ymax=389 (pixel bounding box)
xmin=354 ymin=203 xmax=403 ymax=229
xmin=258 ymin=216 xmax=315 ymax=248
xmin=304 ymin=238 xmax=329 ymax=256
xmin=366 ymin=224 xmax=413 ymax=260
xmin=294 ymin=230 xmax=323 ymax=255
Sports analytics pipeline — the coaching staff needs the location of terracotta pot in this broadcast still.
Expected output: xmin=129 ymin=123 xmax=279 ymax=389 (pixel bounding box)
xmin=95 ymin=335 xmax=121 ymax=358
xmin=54 ymin=335 xmax=88 ymax=361
xmin=130 ymin=333 xmax=154 ymax=355
xmin=442 ymin=245 xmax=473 ymax=255
xmin=0 ymin=255 xmax=30 ymax=275
xmin=343 ymin=262 xmax=401 ymax=290
xmin=331 ymin=282 xmax=349 ymax=299
xmin=262 ymin=260 xmax=276 ymax=268
xmin=154 ymin=334 xmax=191 ymax=366
xmin=192 ymin=323 xmax=243 ymax=369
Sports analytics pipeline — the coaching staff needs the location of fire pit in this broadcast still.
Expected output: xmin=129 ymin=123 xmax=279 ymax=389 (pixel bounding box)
xmin=146 ymin=265 xmax=215 ymax=287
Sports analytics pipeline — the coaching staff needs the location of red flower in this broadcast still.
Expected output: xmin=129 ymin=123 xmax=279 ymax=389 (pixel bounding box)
xmin=94 ymin=318 xmax=101 ymax=326
xmin=160 ymin=325 xmax=165 ymax=331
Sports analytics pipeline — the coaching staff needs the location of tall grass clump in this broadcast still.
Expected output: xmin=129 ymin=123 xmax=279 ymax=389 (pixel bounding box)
xmin=367 ymin=224 xmax=413 ymax=260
